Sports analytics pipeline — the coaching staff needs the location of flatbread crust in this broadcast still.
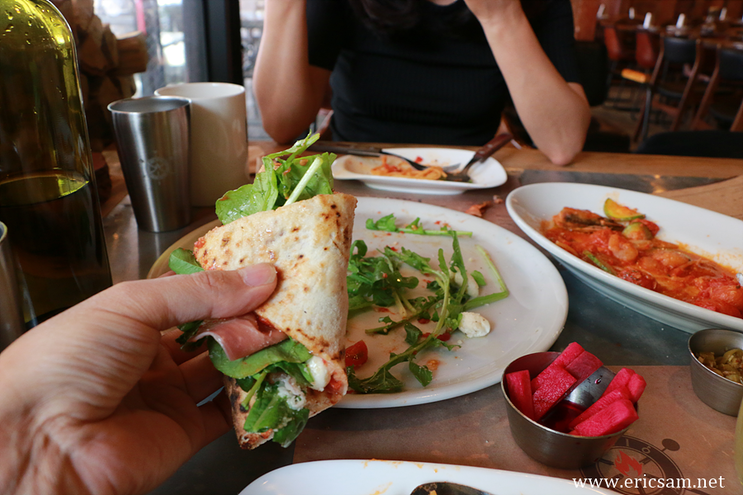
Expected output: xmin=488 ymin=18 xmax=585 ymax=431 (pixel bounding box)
xmin=194 ymin=193 xmax=357 ymax=448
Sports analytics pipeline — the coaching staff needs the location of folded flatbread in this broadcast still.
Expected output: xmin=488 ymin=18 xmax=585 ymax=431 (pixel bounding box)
xmin=193 ymin=192 xmax=357 ymax=448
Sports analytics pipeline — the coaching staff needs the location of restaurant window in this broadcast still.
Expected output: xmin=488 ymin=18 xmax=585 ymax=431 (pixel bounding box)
xmin=239 ymin=0 xmax=268 ymax=139
xmin=92 ymin=0 xmax=268 ymax=138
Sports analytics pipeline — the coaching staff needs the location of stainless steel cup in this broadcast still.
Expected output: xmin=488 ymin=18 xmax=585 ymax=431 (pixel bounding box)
xmin=688 ymin=328 xmax=743 ymax=416
xmin=0 ymin=222 xmax=25 ymax=351
xmin=108 ymin=96 xmax=192 ymax=232
xmin=502 ymin=352 xmax=632 ymax=469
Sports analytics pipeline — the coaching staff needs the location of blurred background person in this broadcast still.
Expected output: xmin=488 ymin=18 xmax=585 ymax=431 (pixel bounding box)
xmin=253 ymin=0 xmax=591 ymax=165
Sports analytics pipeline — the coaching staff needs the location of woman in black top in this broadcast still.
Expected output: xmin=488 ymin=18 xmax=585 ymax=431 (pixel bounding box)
xmin=254 ymin=0 xmax=591 ymax=165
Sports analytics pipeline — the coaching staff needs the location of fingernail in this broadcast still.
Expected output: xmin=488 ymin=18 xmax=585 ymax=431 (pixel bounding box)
xmin=239 ymin=264 xmax=276 ymax=286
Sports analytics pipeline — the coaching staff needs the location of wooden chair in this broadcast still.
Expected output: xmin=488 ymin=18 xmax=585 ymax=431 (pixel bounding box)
xmin=618 ymin=29 xmax=660 ymax=113
xmin=635 ymin=29 xmax=660 ymax=72
xmin=691 ymin=46 xmax=743 ymax=132
xmin=631 ymin=35 xmax=706 ymax=142
xmin=603 ymin=25 xmax=637 ymax=106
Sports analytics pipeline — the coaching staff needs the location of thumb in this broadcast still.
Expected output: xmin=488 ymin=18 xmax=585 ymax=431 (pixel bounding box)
xmin=83 ymin=263 xmax=279 ymax=332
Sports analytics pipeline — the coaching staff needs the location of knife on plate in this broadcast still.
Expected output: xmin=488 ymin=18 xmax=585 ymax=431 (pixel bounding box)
xmin=307 ymin=142 xmax=394 ymax=157
xmin=307 ymin=142 xmax=432 ymax=170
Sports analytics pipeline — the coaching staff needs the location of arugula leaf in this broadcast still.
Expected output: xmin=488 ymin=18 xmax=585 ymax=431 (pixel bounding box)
xmin=364 ymin=296 xmax=438 ymax=335
xmin=169 ymin=248 xmax=205 ymax=274
xmin=239 ymin=369 xmax=269 ymax=408
xmin=213 ymin=133 xmax=334 ymax=225
xmin=242 ymin=383 xmax=310 ymax=447
xmin=215 ymin=167 xmax=280 ymax=224
xmin=347 ymin=240 xmax=420 ymax=316
xmin=271 ymin=361 xmax=314 ymax=387
xmin=365 ymin=214 xmax=397 ymax=232
xmin=272 ymin=407 xmax=310 ymax=447
xmin=279 ymin=154 xmax=335 ymax=207
xmin=408 ymin=360 xmax=433 ymax=387
xmin=403 ymin=322 xmax=423 ymax=345
xmin=475 ymin=245 xmax=509 ymax=295
xmin=174 ymin=319 xmax=204 ymax=351
xmin=208 ymin=338 xmax=312 ymax=379
xmin=347 ymin=364 xmax=404 ymax=394
xmin=347 ymin=232 xmax=512 ymax=395
xmin=463 ymin=245 xmax=510 ymax=310
xmin=366 ymin=214 xmax=473 ymax=237
xmin=167 ymin=249 xmax=206 ymax=350
xmin=471 ymin=270 xmax=486 ymax=287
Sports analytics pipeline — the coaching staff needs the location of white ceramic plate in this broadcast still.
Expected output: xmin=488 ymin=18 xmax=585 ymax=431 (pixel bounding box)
xmin=240 ymin=459 xmax=615 ymax=495
xmin=506 ymin=182 xmax=743 ymax=334
xmin=148 ymin=197 xmax=568 ymax=409
xmin=332 ymin=147 xmax=508 ymax=195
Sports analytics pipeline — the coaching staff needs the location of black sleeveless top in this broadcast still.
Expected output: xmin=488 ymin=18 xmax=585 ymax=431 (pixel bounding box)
xmin=307 ymin=0 xmax=581 ymax=145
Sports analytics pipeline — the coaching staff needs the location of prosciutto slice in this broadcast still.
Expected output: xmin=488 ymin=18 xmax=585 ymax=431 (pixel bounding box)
xmin=190 ymin=315 xmax=287 ymax=361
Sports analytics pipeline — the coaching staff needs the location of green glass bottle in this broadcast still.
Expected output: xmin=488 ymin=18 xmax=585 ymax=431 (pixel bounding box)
xmin=0 ymin=0 xmax=112 ymax=327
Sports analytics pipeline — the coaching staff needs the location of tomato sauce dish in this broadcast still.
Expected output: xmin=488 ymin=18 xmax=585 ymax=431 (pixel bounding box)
xmin=506 ymin=183 xmax=743 ymax=334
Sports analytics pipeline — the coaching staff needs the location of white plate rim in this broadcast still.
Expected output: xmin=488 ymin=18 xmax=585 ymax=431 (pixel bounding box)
xmin=239 ymin=459 xmax=616 ymax=495
xmin=505 ymin=182 xmax=743 ymax=334
xmin=332 ymin=147 xmax=508 ymax=195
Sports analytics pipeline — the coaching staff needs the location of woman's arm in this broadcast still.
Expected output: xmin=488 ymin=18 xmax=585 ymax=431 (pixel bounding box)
xmin=465 ymin=0 xmax=591 ymax=165
xmin=253 ymin=0 xmax=331 ymax=143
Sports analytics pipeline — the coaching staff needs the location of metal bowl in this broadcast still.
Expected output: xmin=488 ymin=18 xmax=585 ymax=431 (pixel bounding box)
xmin=688 ymin=328 xmax=743 ymax=416
xmin=501 ymin=352 xmax=631 ymax=469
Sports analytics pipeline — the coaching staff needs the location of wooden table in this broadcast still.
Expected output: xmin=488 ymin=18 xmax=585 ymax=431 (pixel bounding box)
xmin=97 ymin=141 xmax=743 ymax=495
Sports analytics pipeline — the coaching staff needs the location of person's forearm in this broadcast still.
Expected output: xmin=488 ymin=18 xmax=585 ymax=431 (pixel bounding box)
xmin=253 ymin=0 xmax=328 ymax=143
xmin=478 ymin=5 xmax=590 ymax=165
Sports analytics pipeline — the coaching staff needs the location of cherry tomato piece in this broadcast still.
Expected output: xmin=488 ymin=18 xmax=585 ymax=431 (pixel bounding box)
xmin=345 ymin=340 xmax=368 ymax=368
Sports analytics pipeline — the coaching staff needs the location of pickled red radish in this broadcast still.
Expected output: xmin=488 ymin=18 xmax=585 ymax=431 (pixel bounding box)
xmin=565 ymin=351 xmax=603 ymax=385
xmin=530 ymin=342 xmax=584 ymax=391
xmin=505 ymin=370 xmax=535 ymax=420
xmin=603 ymin=368 xmax=635 ymax=396
xmin=568 ymin=387 xmax=633 ymax=430
xmin=570 ymin=399 xmax=639 ymax=437
xmin=532 ymin=365 xmax=577 ymax=420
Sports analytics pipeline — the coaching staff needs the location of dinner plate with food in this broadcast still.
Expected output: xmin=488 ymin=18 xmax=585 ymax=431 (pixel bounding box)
xmin=332 ymin=147 xmax=508 ymax=194
xmin=506 ymin=182 xmax=743 ymax=334
xmin=240 ymin=459 xmax=615 ymax=495
xmin=151 ymin=195 xmax=569 ymax=409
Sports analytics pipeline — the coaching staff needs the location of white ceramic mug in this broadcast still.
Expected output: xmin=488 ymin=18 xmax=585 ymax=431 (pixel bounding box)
xmin=155 ymin=82 xmax=249 ymax=206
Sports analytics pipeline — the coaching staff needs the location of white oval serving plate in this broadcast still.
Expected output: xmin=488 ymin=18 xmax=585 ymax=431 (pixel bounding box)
xmin=332 ymin=147 xmax=508 ymax=195
xmin=506 ymin=182 xmax=743 ymax=334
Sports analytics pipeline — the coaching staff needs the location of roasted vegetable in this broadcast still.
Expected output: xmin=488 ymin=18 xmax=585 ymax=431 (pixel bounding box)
xmin=604 ymin=198 xmax=645 ymax=221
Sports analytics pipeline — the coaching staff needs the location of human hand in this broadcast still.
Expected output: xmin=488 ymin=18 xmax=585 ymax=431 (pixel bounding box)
xmin=0 ymin=264 xmax=278 ymax=495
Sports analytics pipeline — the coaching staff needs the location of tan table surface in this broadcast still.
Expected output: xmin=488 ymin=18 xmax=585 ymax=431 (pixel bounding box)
xmin=295 ymin=366 xmax=738 ymax=491
xmin=248 ymin=141 xmax=743 ymax=179
xmin=119 ymin=140 xmax=743 ymax=494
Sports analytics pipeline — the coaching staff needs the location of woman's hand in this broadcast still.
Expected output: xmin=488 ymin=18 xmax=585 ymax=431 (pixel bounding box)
xmin=0 ymin=264 xmax=277 ymax=495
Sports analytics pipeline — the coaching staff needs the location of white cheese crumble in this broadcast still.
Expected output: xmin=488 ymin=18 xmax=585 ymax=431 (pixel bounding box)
xmin=453 ymin=271 xmax=480 ymax=298
xmin=306 ymin=356 xmax=331 ymax=391
xmin=458 ymin=312 xmax=491 ymax=338
xmin=276 ymin=375 xmax=307 ymax=410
